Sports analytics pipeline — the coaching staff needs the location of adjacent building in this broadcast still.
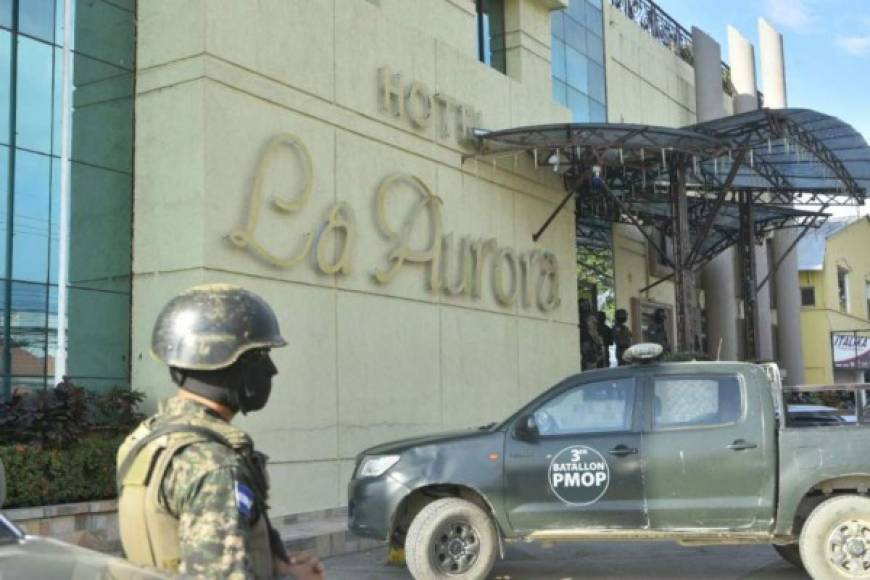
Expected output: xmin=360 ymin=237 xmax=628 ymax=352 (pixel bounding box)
xmin=798 ymin=217 xmax=870 ymax=384
xmin=0 ymin=0 xmax=134 ymax=398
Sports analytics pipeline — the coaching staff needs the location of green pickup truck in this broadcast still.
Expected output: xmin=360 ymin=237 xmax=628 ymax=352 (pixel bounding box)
xmin=348 ymin=345 xmax=870 ymax=579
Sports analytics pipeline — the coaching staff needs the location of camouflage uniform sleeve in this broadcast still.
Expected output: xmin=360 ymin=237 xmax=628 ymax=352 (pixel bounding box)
xmin=163 ymin=443 xmax=260 ymax=579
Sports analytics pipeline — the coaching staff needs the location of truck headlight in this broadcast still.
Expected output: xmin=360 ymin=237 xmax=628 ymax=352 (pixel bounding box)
xmin=357 ymin=455 xmax=400 ymax=478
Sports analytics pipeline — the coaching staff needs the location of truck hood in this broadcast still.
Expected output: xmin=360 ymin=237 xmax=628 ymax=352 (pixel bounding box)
xmin=361 ymin=427 xmax=498 ymax=456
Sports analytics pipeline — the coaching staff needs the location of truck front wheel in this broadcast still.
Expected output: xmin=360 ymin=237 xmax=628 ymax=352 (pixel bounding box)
xmin=800 ymin=495 xmax=870 ymax=578
xmin=405 ymin=498 xmax=498 ymax=580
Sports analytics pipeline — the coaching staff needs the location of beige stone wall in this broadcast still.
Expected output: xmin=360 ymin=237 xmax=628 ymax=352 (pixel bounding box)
xmin=134 ymin=0 xmax=577 ymax=516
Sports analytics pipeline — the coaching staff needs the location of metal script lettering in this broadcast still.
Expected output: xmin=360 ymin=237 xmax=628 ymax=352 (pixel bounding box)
xmin=373 ymin=173 xmax=444 ymax=291
xmin=229 ymin=133 xmax=314 ymax=268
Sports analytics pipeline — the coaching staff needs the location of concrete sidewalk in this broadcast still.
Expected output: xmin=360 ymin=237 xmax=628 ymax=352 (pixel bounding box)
xmin=324 ymin=541 xmax=809 ymax=579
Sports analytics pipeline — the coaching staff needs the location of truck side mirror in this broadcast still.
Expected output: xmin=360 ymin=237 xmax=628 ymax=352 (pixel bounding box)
xmin=514 ymin=414 xmax=539 ymax=442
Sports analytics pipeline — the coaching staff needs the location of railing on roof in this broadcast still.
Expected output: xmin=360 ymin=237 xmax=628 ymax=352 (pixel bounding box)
xmin=609 ymin=0 xmax=750 ymax=99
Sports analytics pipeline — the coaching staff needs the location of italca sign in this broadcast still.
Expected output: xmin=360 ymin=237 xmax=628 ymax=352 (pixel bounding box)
xmin=227 ymin=71 xmax=562 ymax=314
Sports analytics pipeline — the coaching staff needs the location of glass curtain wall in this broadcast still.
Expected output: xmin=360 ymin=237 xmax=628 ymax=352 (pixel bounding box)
xmin=0 ymin=0 xmax=134 ymax=397
xmin=551 ymin=0 xmax=606 ymax=121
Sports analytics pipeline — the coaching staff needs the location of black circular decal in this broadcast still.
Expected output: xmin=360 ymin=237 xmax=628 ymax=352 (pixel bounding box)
xmin=548 ymin=445 xmax=610 ymax=506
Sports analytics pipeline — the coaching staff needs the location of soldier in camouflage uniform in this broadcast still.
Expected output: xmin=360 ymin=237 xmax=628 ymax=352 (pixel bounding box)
xmin=613 ymin=309 xmax=633 ymax=366
xmin=116 ymin=285 xmax=325 ymax=579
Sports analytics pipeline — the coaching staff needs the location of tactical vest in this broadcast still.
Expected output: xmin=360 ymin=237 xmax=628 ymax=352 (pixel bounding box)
xmin=116 ymin=413 xmax=274 ymax=577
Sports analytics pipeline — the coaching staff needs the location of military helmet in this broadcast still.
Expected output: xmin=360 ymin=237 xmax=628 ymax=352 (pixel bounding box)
xmin=151 ymin=284 xmax=287 ymax=371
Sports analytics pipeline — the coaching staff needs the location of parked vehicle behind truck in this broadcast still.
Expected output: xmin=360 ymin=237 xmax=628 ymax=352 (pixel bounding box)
xmin=348 ymin=344 xmax=870 ymax=579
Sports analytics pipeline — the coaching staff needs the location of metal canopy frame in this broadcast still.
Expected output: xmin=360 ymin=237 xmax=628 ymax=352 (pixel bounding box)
xmin=473 ymin=108 xmax=869 ymax=358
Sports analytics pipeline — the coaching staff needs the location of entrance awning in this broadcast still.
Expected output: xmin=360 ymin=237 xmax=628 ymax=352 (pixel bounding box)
xmin=470 ymin=108 xmax=870 ymax=356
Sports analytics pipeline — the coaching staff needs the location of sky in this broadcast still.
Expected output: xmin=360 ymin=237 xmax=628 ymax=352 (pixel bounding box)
xmin=654 ymin=0 xmax=870 ymax=216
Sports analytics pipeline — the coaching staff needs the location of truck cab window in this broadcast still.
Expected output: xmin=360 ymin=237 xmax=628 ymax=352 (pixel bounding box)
xmin=653 ymin=376 xmax=742 ymax=429
xmin=533 ymin=378 xmax=635 ymax=435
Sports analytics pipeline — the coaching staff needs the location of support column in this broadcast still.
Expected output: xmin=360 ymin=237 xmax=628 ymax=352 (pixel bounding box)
xmin=760 ymin=17 xmax=805 ymax=383
xmin=694 ymin=26 xmax=738 ymax=360
xmin=728 ymin=26 xmax=773 ymax=361
xmin=739 ymin=191 xmax=758 ymax=359
xmin=671 ymin=159 xmax=701 ymax=352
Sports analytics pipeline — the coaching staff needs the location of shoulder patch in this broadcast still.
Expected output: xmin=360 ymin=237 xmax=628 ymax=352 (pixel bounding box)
xmin=234 ymin=481 xmax=255 ymax=521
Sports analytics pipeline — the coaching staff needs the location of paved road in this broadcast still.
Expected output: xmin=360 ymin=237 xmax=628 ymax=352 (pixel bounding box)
xmin=325 ymin=542 xmax=809 ymax=579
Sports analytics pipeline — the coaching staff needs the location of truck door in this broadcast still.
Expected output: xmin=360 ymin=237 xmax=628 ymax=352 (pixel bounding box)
xmin=504 ymin=376 xmax=647 ymax=533
xmin=641 ymin=372 xmax=777 ymax=531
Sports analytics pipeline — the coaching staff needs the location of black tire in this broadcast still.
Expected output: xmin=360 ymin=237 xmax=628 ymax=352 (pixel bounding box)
xmin=773 ymin=543 xmax=804 ymax=569
xmin=799 ymin=495 xmax=870 ymax=579
xmin=406 ymin=498 xmax=498 ymax=580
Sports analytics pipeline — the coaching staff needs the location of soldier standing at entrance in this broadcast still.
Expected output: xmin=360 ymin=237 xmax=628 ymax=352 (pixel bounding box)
xmin=613 ymin=309 xmax=633 ymax=365
xmin=116 ymin=284 xmax=325 ymax=579
xmin=595 ymin=311 xmax=613 ymax=368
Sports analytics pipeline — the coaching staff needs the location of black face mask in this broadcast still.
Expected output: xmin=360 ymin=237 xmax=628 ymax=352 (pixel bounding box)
xmin=236 ymin=349 xmax=278 ymax=414
xmin=171 ymin=349 xmax=278 ymax=415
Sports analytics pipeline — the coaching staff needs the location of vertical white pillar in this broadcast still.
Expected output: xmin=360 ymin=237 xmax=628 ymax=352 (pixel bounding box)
xmin=727 ymin=26 xmax=773 ymax=360
xmin=54 ymin=0 xmax=72 ymax=386
xmin=759 ymin=18 xmax=787 ymax=108
xmin=727 ymin=26 xmax=759 ymax=114
xmin=695 ymin=26 xmax=739 ymax=361
xmin=760 ymin=17 xmax=805 ymax=383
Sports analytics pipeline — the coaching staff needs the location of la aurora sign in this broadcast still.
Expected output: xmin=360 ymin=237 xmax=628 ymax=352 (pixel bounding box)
xmin=229 ymin=134 xmax=561 ymax=313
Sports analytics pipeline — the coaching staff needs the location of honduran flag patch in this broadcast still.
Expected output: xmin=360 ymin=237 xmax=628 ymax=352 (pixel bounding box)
xmin=234 ymin=481 xmax=255 ymax=521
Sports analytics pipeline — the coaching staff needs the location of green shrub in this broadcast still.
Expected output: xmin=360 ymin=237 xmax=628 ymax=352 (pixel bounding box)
xmin=0 ymin=384 xmax=145 ymax=449
xmin=0 ymin=434 xmax=125 ymax=508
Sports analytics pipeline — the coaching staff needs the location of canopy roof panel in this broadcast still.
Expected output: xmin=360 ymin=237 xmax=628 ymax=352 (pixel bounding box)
xmin=474 ymin=108 xmax=870 ymax=204
xmin=688 ymin=109 xmax=870 ymax=198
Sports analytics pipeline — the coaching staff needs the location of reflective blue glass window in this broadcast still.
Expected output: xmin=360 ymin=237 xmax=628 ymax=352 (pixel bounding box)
xmin=551 ymin=10 xmax=564 ymax=40
xmin=586 ymin=31 xmax=604 ymax=64
xmin=564 ymin=15 xmax=586 ymax=53
xmin=52 ymin=47 xmax=62 ymax=155
xmin=553 ymin=78 xmax=568 ymax=107
xmin=585 ymin=3 xmax=603 ymax=36
xmin=568 ymin=87 xmax=590 ymax=121
xmin=0 ymin=30 xmax=10 ymax=145
xmin=567 ymin=0 xmax=585 ymax=22
xmin=0 ymin=0 xmax=11 ymax=29
xmin=588 ymin=60 xmax=606 ymax=103
xmin=565 ymin=46 xmax=588 ymax=92
xmin=586 ymin=0 xmax=603 ymax=8
xmin=16 ymin=36 xmax=53 ymax=154
xmin=590 ymin=99 xmax=607 ymax=122
xmin=9 ymin=281 xmax=48 ymax=382
xmin=49 ymin=158 xmax=59 ymax=284
xmin=20 ymin=0 xmax=56 ymax=44
xmin=552 ymin=38 xmax=566 ymax=81
xmin=13 ymin=150 xmax=51 ymax=282
xmin=0 ymin=145 xmax=7 ymax=278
